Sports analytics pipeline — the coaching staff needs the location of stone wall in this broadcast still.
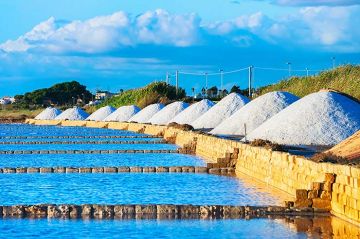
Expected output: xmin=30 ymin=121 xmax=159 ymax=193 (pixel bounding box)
xmin=24 ymin=120 xmax=360 ymax=226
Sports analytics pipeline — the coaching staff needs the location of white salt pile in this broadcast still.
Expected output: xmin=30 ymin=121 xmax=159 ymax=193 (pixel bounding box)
xmin=211 ymin=91 xmax=299 ymax=136
xmin=128 ymin=103 xmax=164 ymax=123
xmin=147 ymin=101 xmax=189 ymax=125
xmin=191 ymin=93 xmax=250 ymax=130
xmin=55 ymin=106 xmax=89 ymax=121
xmin=103 ymin=105 xmax=140 ymax=122
xmin=86 ymin=106 xmax=116 ymax=121
xmin=35 ymin=107 xmax=62 ymax=120
xmin=169 ymin=99 xmax=215 ymax=125
xmin=246 ymin=91 xmax=360 ymax=146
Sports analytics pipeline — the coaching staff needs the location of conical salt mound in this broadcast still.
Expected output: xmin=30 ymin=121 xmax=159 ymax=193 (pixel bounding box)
xmin=246 ymin=91 xmax=360 ymax=146
xmin=128 ymin=103 xmax=164 ymax=123
xmin=191 ymin=93 xmax=250 ymax=130
xmin=147 ymin=101 xmax=189 ymax=125
xmin=211 ymin=92 xmax=299 ymax=136
xmin=35 ymin=107 xmax=61 ymax=120
xmin=35 ymin=107 xmax=62 ymax=120
xmin=55 ymin=106 xmax=89 ymax=120
xmin=86 ymin=106 xmax=116 ymax=121
xmin=103 ymin=105 xmax=140 ymax=122
xmin=169 ymin=99 xmax=215 ymax=125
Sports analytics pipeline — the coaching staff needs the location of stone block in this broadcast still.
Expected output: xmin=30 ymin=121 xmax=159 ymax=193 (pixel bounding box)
xmin=312 ymin=198 xmax=331 ymax=211
xmin=27 ymin=167 xmax=40 ymax=173
xmin=24 ymin=205 xmax=48 ymax=217
xmin=93 ymin=205 xmax=114 ymax=218
xmin=194 ymin=167 xmax=208 ymax=173
xmin=3 ymin=168 xmax=16 ymax=173
xmin=66 ymin=167 xmax=79 ymax=173
xmin=104 ymin=167 xmax=117 ymax=173
xmin=16 ymin=167 xmax=27 ymax=173
xmin=208 ymin=168 xmax=220 ymax=174
xmin=81 ymin=204 xmax=93 ymax=216
xmin=169 ymin=167 xmax=182 ymax=173
xmin=69 ymin=205 xmax=81 ymax=218
xmin=179 ymin=205 xmax=199 ymax=217
xmin=40 ymin=167 xmax=53 ymax=173
xmin=143 ymin=167 xmax=156 ymax=173
xmin=294 ymin=199 xmax=313 ymax=208
xmin=79 ymin=167 xmax=92 ymax=173
xmin=3 ymin=205 xmax=25 ymax=217
xmin=92 ymin=167 xmax=104 ymax=173
xmin=296 ymin=189 xmax=308 ymax=200
xmin=156 ymin=167 xmax=169 ymax=173
xmin=223 ymin=206 xmax=244 ymax=218
xmin=114 ymin=205 xmax=135 ymax=216
xmin=117 ymin=167 xmax=130 ymax=172
xmin=47 ymin=205 xmax=61 ymax=218
xmin=308 ymin=190 xmax=319 ymax=199
xmin=181 ymin=166 xmax=194 ymax=173
xmin=320 ymin=191 xmax=332 ymax=200
xmin=53 ymin=167 xmax=66 ymax=173
xmin=135 ymin=205 xmax=157 ymax=214
xmin=199 ymin=205 xmax=223 ymax=218
xmin=325 ymin=173 xmax=336 ymax=183
xmin=156 ymin=205 xmax=178 ymax=215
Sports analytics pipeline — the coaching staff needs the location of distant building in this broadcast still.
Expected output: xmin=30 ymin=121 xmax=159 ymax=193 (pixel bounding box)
xmin=95 ymin=91 xmax=114 ymax=100
xmin=0 ymin=97 xmax=15 ymax=105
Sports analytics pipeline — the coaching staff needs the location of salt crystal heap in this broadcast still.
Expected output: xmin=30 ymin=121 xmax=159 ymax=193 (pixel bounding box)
xmin=147 ymin=101 xmax=189 ymax=125
xmin=128 ymin=103 xmax=164 ymax=123
xmin=35 ymin=107 xmax=62 ymax=120
xmin=55 ymin=106 xmax=89 ymax=120
xmin=211 ymin=91 xmax=299 ymax=136
xmin=169 ymin=99 xmax=215 ymax=125
xmin=86 ymin=106 xmax=116 ymax=121
xmin=103 ymin=105 xmax=140 ymax=122
xmin=246 ymin=91 xmax=360 ymax=146
xmin=191 ymin=93 xmax=250 ymax=130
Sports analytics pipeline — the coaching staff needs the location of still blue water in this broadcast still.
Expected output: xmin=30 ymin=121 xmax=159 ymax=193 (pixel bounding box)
xmin=0 ymin=137 xmax=162 ymax=142
xmin=0 ymin=124 xmax=143 ymax=137
xmin=0 ymin=173 xmax=281 ymax=206
xmin=0 ymin=153 xmax=205 ymax=167
xmin=0 ymin=143 xmax=177 ymax=151
xmin=0 ymin=218 xmax=308 ymax=239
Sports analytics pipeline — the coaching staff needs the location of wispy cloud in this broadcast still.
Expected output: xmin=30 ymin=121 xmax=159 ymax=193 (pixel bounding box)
xmin=260 ymin=0 xmax=360 ymax=6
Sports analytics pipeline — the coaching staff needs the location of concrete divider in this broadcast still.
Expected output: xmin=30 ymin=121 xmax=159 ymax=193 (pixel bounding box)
xmin=0 ymin=166 xmax=211 ymax=174
xmin=0 ymin=149 xmax=178 ymax=155
xmin=0 ymin=204 xmax=328 ymax=219
xmin=0 ymin=140 xmax=166 ymax=145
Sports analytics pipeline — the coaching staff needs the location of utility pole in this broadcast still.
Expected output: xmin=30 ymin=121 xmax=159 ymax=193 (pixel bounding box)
xmin=248 ymin=66 xmax=253 ymax=98
xmin=205 ymin=72 xmax=208 ymax=90
xmin=286 ymin=62 xmax=291 ymax=77
xmin=166 ymin=72 xmax=169 ymax=84
xmin=175 ymin=70 xmax=179 ymax=95
xmin=306 ymin=68 xmax=309 ymax=77
xmin=219 ymin=69 xmax=224 ymax=95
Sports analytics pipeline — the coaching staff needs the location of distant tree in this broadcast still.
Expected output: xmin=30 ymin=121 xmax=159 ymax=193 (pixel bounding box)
xmin=206 ymin=86 xmax=218 ymax=98
xmin=13 ymin=81 xmax=93 ymax=108
xmin=230 ymin=85 xmax=241 ymax=94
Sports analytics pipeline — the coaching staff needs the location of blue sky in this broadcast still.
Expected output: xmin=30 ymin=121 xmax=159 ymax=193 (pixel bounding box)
xmin=0 ymin=0 xmax=359 ymax=96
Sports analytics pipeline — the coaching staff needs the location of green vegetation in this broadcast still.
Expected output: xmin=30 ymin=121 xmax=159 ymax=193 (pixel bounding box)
xmin=101 ymin=82 xmax=186 ymax=108
xmin=257 ymin=65 xmax=360 ymax=100
xmin=0 ymin=106 xmax=42 ymax=122
xmin=13 ymin=81 xmax=93 ymax=109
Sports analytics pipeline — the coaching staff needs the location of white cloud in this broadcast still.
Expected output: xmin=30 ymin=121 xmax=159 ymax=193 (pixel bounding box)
xmin=1 ymin=7 xmax=359 ymax=54
xmin=265 ymin=0 xmax=360 ymax=6
xmin=0 ymin=10 xmax=200 ymax=53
